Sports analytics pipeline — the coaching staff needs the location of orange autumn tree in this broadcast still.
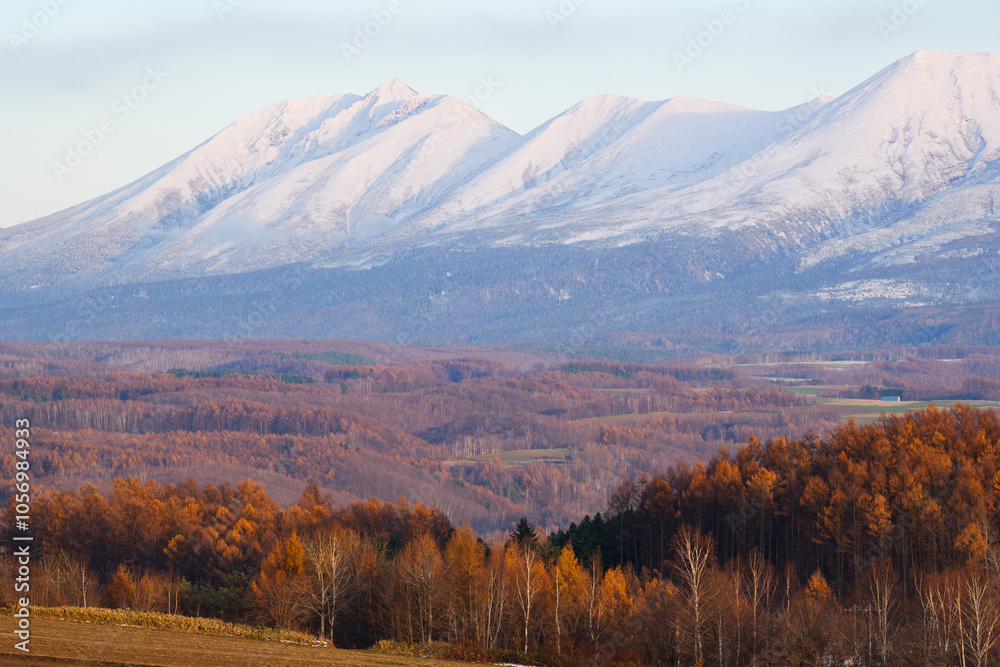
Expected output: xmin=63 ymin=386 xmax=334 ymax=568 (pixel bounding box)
xmin=552 ymin=544 xmax=587 ymax=654
xmin=443 ymin=525 xmax=487 ymax=643
xmin=598 ymin=565 xmax=634 ymax=652
xmin=397 ymin=532 xmax=445 ymax=645
xmin=250 ymin=532 xmax=308 ymax=630
xmin=804 ymin=569 xmax=833 ymax=604
xmin=107 ymin=564 xmax=136 ymax=609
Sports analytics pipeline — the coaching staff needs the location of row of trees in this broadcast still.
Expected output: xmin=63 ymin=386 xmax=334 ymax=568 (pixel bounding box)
xmin=5 ymin=407 xmax=1000 ymax=662
xmin=567 ymin=406 xmax=999 ymax=580
xmin=8 ymin=501 xmax=1000 ymax=665
xmin=7 ymin=404 xmax=999 ymax=583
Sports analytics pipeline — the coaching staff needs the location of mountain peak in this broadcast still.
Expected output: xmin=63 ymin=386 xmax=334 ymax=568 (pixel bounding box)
xmin=907 ymin=49 xmax=991 ymax=63
xmin=909 ymin=49 xmax=953 ymax=62
xmin=891 ymin=50 xmax=1000 ymax=77
xmin=830 ymin=50 xmax=1000 ymax=116
xmin=6 ymin=50 xmax=1000 ymax=315
xmin=367 ymin=78 xmax=418 ymax=101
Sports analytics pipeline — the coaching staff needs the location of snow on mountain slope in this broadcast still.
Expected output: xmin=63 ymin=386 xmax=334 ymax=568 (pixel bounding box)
xmin=0 ymin=91 xmax=370 ymax=284
xmin=0 ymin=80 xmax=520 ymax=283
xmin=434 ymin=51 xmax=1000 ymax=253
xmin=798 ymin=181 xmax=1000 ymax=269
xmin=422 ymin=94 xmax=658 ymax=220
xmin=143 ymin=93 xmax=520 ymax=275
xmin=677 ymin=51 xmax=1000 ymax=244
xmin=422 ymin=95 xmax=837 ymax=245
xmin=418 ymin=95 xmax=802 ymax=236
xmin=4 ymin=51 xmax=1000 ymax=292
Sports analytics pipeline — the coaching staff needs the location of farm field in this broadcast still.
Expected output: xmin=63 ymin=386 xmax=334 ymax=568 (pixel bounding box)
xmin=572 ymin=410 xmax=781 ymax=425
xmin=803 ymin=392 xmax=1000 ymax=423
xmin=446 ymin=447 xmax=572 ymax=466
xmin=0 ymin=616 xmax=470 ymax=667
xmin=781 ymin=385 xmax=845 ymax=395
xmin=572 ymin=394 xmax=1000 ymax=430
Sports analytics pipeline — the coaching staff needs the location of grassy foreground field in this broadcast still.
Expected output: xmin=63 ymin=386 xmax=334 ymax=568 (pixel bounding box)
xmin=0 ymin=616 xmax=473 ymax=667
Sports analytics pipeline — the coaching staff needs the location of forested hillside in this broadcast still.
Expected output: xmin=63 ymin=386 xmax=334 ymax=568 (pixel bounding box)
xmin=2 ymin=342 xmax=1000 ymax=536
xmin=5 ymin=406 xmax=1000 ymax=666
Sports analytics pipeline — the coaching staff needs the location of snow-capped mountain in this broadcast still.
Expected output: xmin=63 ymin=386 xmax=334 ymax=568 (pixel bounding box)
xmin=3 ymin=51 xmax=1000 ymax=347
xmin=2 ymin=78 xmax=521 ymax=284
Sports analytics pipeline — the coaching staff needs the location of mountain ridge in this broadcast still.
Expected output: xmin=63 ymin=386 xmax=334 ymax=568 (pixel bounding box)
xmin=4 ymin=50 xmax=1000 ymax=348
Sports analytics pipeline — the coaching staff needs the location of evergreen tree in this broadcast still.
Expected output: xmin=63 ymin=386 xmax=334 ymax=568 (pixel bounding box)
xmin=509 ymin=517 xmax=538 ymax=548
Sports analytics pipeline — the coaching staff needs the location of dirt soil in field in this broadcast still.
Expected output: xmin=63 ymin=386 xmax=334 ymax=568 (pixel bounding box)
xmin=0 ymin=617 xmax=470 ymax=667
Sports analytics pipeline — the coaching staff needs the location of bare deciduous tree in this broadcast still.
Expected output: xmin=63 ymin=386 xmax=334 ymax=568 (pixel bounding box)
xmin=740 ymin=549 xmax=775 ymax=667
xmin=672 ymin=525 xmax=715 ymax=664
xmin=963 ymin=571 xmax=999 ymax=667
xmin=917 ymin=572 xmax=961 ymax=662
xmin=866 ymin=562 xmax=897 ymax=665
xmin=46 ymin=551 xmax=101 ymax=608
xmin=507 ymin=541 xmax=547 ymax=654
xmin=303 ymin=528 xmax=361 ymax=642
xmin=399 ymin=533 xmax=445 ymax=645
xmin=476 ymin=547 xmax=509 ymax=649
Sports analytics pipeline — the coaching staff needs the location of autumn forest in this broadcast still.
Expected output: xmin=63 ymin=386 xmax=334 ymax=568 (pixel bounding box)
xmin=3 ymin=341 xmax=1000 ymax=665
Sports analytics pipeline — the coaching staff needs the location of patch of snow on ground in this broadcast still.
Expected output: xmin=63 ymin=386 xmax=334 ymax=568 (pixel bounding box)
xmin=810 ymin=279 xmax=924 ymax=304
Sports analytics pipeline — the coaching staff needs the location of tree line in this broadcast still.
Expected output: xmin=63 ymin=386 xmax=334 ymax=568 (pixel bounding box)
xmin=5 ymin=405 xmax=1000 ymax=665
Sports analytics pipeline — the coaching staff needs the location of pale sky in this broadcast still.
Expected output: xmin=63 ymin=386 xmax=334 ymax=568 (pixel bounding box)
xmin=2 ymin=0 xmax=998 ymax=228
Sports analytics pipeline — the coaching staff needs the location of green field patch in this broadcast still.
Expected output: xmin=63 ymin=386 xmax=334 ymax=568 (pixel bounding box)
xmin=595 ymin=387 xmax=651 ymax=395
xmin=167 ymin=368 xmax=316 ymax=384
xmin=563 ymin=363 xmax=633 ymax=379
xmin=574 ymin=411 xmax=674 ymax=424
xmin=278 ymin=350 xmax=378 ymax=366
xmin=450 ymin=448 xmax=571 ymax=466
xmin=781 ymin=386 xmax=830 ymax=395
